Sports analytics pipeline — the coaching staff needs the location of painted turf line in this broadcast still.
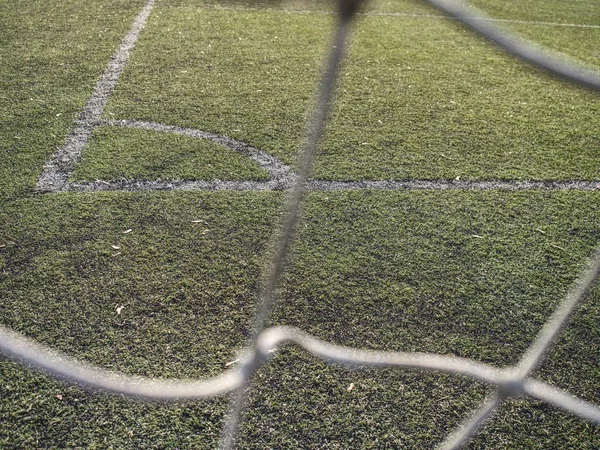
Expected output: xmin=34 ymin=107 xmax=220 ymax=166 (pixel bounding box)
xmin=56 ymin=119 xmax=599 ymax=193
xmin=308 ymin=180 xmax=600 ymax=191
xmin=72 ymin=121 xmax=599 ymax=193
xmin=65 ymin=178 xmax=600 ymax=193
xmin=106 ymin=119 xmax=295 ymax=186
xmin=36 ymin=0 xmax=156 ymax=193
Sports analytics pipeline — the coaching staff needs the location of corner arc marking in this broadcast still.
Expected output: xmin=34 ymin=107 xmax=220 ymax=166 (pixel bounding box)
xmin=41 ymin=114 xmax=600 ymax=193
xmin=106 ymin=119 xmax=296 ymax=188
xmin=65 ymin=118 xmax=600 ymax=193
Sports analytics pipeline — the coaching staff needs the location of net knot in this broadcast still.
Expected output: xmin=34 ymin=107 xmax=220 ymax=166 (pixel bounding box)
xmin=497 ymin=377 xmax=525 ymax=399
xmin=339 ymin=0 xmax=366 ymax=20
xmin=237 ymin=350 xmax=264 ymax=381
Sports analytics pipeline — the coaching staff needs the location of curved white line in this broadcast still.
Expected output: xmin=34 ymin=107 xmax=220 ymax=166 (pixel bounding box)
xmin=105 ymin=119 xmax=295 ymax=184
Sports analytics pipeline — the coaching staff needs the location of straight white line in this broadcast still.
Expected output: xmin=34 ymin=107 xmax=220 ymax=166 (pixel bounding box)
xmin=62 ymin=178 xmax=600 ymax=193
xmin=308 ymin=179 xmax=600 ymax=191
xmin=35 ymin=0 xmax=156 ymax=193
xmin=66 ymin=180 xmax=284 ymax=192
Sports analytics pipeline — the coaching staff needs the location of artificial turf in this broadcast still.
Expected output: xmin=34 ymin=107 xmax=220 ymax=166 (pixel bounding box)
xmin=1 ymin=0 xmax=599 ymax=448
xmin=0 ymin=0 xmax=147 ymax=202
xmin=71 ymin=126 xmax=269 ymax=182
xmin=2 ymin=190 xmax=600 ymax=448
xmin=103 ymin=1 xmax=600 ymax=182
xmin=470 ymin=0 xmax=600 ymax=27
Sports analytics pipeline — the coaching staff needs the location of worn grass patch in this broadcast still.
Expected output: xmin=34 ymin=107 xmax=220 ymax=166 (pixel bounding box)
xmin=71 ymin=126 xmax=269 ymax=182
xmin=0 ymin=191 xmax=279 ymax=448
xmin=277 ymin=191 xmax=600 ymax=365
xmin=0 ymin=192 xmax=279 ymax=374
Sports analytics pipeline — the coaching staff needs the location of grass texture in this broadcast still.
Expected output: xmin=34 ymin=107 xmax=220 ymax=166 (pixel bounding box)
xmin=1 ymin=191 xmax=600 ymax=448
xmin=104 ymin=1 xmax=600 ymax=181
xmin=71 ymin=126 xmax=269 ymax=182
xmin=0 ymin=0 xmax=147 ymax=202
xmin=1 ymin=0 xmax=599 ymax=448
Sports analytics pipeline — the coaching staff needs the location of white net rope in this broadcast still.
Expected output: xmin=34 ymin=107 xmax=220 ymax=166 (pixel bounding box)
xmin=2 ymin=0 xmax=600 ymax=448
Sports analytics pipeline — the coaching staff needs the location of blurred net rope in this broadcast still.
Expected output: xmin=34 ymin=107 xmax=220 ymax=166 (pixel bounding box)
xmin=2 ymin=0 xmax=600 ymax=448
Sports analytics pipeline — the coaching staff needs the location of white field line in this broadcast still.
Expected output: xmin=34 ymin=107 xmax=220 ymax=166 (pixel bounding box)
xmin=35 ymin=0 xmax=156 ymax=193
xmin=64 ymin=178 xmax=600 ymax=193
xmin=53 ymin=120 xmax=600 ymax=194
xmin=179 ymin=5 xmax=600 ymax=30
xmin=69 ymin=120 xmax=600 ymax=194
xmin=58 ymin=122 xmax=600 ymax=193
xmin=106 ymin=119 xmax=294 ymax=184
xmin=307 ymin=179 xmax=600 ymax=191
xmin=40 ymin=118 xmax=600 ymax=194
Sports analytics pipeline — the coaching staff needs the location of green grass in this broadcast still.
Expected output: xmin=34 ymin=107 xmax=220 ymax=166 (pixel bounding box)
xmin=1 ymin=0 xmax=600 ymax=448
xmin=71 ymin=126 xmax=269 ymax=182
xmin=470 ymin=0 xmax=600 ymax=26
xmin=105 ymin=7 xmax=331 ymax=172
xmin=2 ymin=191 xmax=600 ymax=448
xmin=104 ymin=3 xmax=600 ymax=181
xmin=0 ymin=0 xmax=147 ymax=202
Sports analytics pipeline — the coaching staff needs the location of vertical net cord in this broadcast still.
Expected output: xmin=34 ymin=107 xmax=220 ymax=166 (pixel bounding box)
xmin=219 ymin=3 xmax=361 ymax=448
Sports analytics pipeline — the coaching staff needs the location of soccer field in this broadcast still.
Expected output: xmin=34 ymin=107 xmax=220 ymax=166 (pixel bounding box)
xmin=1 ymin=0 xmax=599 ymax=448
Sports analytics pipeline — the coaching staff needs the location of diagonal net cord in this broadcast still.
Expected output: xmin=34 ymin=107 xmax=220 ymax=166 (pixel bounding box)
xmin=423 ymin=0 xmax=600 ymax=91
xmin=2 ymin=0 xmax=600 ymax=449
xmin=437 ymin=246 xmax=600 ymax=449
xmin=415 ymin=0 xmax=600 ymax=445
xmin=439 ymin=396 xmax=502 ymax=450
